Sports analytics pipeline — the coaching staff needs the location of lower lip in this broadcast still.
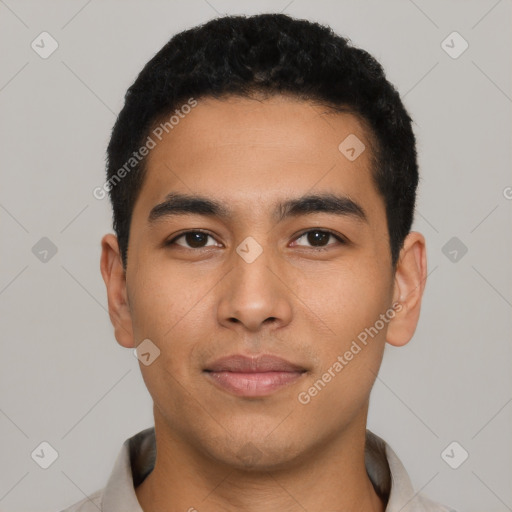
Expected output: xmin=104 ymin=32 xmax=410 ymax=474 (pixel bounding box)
xmin=205 ymin=371 xmax=304 ymax=397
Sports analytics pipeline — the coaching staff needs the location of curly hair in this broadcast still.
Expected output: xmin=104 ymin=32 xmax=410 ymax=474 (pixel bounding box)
xmin=105 ymin=13 xmax=418 ymax=270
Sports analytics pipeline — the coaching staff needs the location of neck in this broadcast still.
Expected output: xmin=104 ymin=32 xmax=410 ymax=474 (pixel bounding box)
xmin=135 ymin=410 xmax=385 ymax=512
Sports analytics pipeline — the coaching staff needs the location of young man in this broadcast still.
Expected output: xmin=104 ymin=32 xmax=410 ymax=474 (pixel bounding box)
xmin=65 ymin=13 xmax=455 ymax=512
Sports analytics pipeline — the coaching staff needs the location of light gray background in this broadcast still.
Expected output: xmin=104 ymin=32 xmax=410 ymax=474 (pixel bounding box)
xmin=1 ymin=0 xmax=511 ymax=511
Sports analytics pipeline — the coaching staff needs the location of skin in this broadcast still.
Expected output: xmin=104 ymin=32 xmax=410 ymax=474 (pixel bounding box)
xmin=100 ymin=95 xmax=427 ymax=512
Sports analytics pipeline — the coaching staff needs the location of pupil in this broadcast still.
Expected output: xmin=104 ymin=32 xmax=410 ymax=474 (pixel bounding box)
xmin=308 ymin=230 xmax=329 ymax=246
xmin=187 ymin=232 xmax=207 ymax=248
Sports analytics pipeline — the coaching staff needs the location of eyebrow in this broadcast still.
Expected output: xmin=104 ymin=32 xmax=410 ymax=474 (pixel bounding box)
xmin=148 ymin=192 xmax=368 ymax=225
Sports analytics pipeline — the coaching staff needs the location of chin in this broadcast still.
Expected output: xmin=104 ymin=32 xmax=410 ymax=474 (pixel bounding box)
xmin=202 ymin=434 xmax=304 ymax=472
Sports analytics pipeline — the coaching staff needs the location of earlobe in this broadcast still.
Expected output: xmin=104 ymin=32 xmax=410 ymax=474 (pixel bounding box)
xmin=386 ymin=231 xmax=427 ymax=347
xmin=100 ymin=234 xmax=135 ymax=348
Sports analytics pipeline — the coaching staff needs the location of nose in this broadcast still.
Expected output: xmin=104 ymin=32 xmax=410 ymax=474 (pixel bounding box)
xmin=216 ymin=247 xmax=293 ymax=333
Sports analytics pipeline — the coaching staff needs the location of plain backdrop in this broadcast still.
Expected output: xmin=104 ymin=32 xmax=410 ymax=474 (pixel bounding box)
xmin=0 ymin=1 xmax=511 ymax=511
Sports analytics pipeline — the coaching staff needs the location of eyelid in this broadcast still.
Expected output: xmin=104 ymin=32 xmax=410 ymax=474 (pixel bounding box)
xmin=291 ymin=228 xmax=347 ymax=248
xmin=165 ymin=228 xmax=347 ymax=250
xmin=165 ymin=229 xmax=218 ymax=246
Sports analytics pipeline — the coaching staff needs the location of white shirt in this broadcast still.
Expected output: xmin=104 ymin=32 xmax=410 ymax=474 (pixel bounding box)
xmin=61 ymin=427 xmax=456 ymax=512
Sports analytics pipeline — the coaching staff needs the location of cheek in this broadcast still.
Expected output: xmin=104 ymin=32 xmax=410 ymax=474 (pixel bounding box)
xmin=128 ymin=257 xmax=214 ymax=341
xmin=128 ymin=262 xmax=219 ymax=388
xmin=295 ymin=349 xmax=382 ymax=436
xmin=291 ymin=260 xmax=392 ymax=343
xmin=292 ymin=262 xmax=391 ymax=419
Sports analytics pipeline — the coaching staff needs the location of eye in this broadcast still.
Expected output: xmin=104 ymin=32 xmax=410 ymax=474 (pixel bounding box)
xmin=166 ymin=230 xmax=221 ymax=249
xmin=292 ymin=229 xmax=346 ymax=250
xmin=165 ymin=228 xmax=346 ymax=251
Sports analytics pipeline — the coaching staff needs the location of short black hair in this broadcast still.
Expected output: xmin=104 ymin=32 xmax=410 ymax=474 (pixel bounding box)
xmin=105 ymin=13 xmax=418 ymax=270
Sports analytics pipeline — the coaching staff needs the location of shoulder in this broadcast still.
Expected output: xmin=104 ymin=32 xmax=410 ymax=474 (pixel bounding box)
xmin=415 ymin=492 xmax=459 ymax=512
xmin=59 ymin=487 xmax=104 ymax=512
xmin=365 ymin=430 xmax=458 ymax=512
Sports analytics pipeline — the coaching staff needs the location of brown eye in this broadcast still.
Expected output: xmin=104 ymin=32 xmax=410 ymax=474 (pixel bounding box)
xmin=167 ymin=231 xmax=219 ymax=249
xmin=294 ymin=229 xmax=345 ymax=249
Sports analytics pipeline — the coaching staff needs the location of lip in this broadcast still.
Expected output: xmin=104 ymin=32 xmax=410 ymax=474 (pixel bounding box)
xmin=204 ymin=354 xmax=306 ymax=397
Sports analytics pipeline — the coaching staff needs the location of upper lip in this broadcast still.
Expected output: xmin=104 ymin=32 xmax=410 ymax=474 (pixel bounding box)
xmin=204 ymin=354 xmax=306 ymax=373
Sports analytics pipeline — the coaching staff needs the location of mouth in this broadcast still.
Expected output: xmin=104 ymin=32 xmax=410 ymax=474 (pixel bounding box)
xmin=203 ymin=354 xmax=307 ymax=397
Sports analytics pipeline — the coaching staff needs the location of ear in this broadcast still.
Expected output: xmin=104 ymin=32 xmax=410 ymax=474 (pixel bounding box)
xmin=386 ymin=231 xmax=427 ymax=347
xmin=100 ymin=233 xmax=135 ymax=348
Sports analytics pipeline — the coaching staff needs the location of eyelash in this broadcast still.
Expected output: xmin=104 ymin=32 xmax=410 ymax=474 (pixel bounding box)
xmin=165 ymin=229 xmax=347 ymax=251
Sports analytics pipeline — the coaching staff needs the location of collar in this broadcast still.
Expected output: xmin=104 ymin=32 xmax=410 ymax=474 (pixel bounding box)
xmin=99 ymin=427 xmax=449 ymax=512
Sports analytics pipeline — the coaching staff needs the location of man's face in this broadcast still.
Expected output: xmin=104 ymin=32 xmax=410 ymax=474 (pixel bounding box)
xmin=122 ymin=95 xmax=397 ymax=468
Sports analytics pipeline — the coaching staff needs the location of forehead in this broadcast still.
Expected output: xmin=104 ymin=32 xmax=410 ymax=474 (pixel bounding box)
xmin=132 ymin=95 xmax=384 ymax=225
